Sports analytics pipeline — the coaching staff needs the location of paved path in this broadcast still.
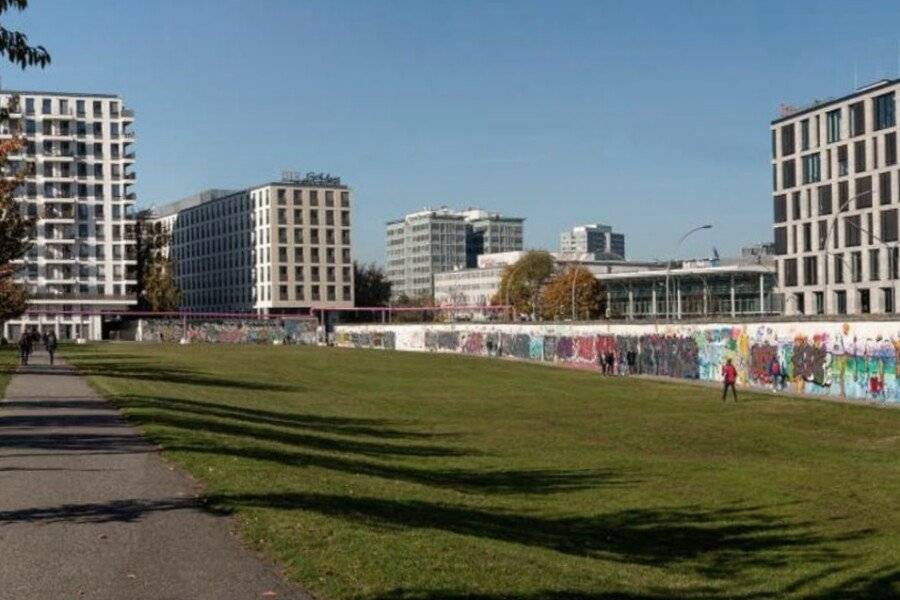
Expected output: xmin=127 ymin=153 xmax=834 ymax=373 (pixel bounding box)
xmin=0 ymin=352 xmax=309 ymax=600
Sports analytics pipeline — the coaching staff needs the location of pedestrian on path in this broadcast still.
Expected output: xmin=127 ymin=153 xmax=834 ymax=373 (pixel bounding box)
xmin=17 ymin=332 xmax=31 ymax=365
xmin=721 ymin=358 xmax=738 ymax=402
xmin=44 ymin=331 xmax=58 ymax=365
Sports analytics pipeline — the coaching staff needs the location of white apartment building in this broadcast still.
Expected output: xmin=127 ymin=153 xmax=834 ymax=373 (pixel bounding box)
xmin=1 ymin=90 xmax=137 ymax=341
xmin=559 ymin=223 xmax=626 ymax=259
xmin=386 ymin=207 xmax=524 ymax=300
xmin=772 ymin=79 xmax=900 ymax=316
xmin=152 ymin=174 xmax=353 ymax=314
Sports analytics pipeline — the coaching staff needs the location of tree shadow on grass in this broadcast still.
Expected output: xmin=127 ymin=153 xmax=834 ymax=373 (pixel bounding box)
xmin=201 ymin=493 xmax=864 ymax=577
xmin=63 ymin=358 xmax=302 ymax=393
xmin=172 ymin=443 xmax=626 ymax=495
xmin=120 ymin=394 xmax=458 ymax=441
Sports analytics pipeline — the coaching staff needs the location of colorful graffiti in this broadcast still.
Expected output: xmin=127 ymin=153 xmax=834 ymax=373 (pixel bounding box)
xmin=335 ymin=322 xmax=900 ymax=405
xmin=138 ymin=318 xmax=317 ymax=345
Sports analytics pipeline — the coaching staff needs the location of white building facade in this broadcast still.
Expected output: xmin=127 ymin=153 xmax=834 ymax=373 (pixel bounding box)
xmin=1 ymin=90 xmax=137 ymax=341
xmin=559 ymin=223 xmax=626 ymax=259
xmin=773 ymin=79 xmax=900 ymax=316
xmin=152 ymin=174 xmax=353 ymax=314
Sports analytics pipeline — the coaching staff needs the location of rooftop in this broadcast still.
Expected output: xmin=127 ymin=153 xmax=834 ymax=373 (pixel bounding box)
xmin=771 ymin=78 xmax=899 ymax=125
xmin=0 ymin=88 xmax=120 ymax=99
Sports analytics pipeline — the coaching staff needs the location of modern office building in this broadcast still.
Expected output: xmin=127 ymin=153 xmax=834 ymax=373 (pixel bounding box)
xmin=386 ymin=208 xmax=467 ymax=300
xmin=151 ymin=173 xmax=353 ymax=314
xmin=459 ymin=209 xmax=524 ymax=267
xmin=386 ymin=206 xmax=523 ymax=300
xmin=0 ymin=90 xmax=137 ymax=341
xmin=773 ymin=79 xmax=900 ymax=316
xmin=559 ymin=223 xmax=626 ymax=259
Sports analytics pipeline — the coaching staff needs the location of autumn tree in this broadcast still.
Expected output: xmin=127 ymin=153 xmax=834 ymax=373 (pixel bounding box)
xmin=492 ymin=250 xmax=554 ymax=319
xmin=541 ymin=265 xmax=602 ymax=320
xmin=135 ymin=211 xmax=180 ymax=311
xmin=0 ymin=1 xmax=50 ymax=323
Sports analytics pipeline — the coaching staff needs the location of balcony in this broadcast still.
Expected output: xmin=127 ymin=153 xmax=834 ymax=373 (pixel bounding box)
xmin=123 ymin=131 xmax=135 ymax=140
xmin=121 ymin=108 xmax=135 ymax=119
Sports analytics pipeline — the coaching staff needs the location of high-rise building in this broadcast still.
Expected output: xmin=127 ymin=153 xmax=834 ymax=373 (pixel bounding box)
xmin=151 ymin=173 xmax=353 ymax=314
xmin=459 ymin=209 xmax=524 ymax=267
xmin=772 ymin=79 xmax=900 ymax=316
xmin=0 ymin=90 xmax=137 ymax=341
xmin=385 ymin=207 xmax=524 ymax=300
xmin=559 ymin=223 xmax=625 ymax=259
xmin=386 ymin=208 xmax=467 ymax=300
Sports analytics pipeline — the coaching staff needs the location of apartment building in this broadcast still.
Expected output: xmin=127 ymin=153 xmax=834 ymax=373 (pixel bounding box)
xmin=0 ymin=90 xmax=137 ymax=341
xmin=772 ymin=79 xmax=900 ymax=315
xmin=559 ymin=223 xmax=626 ymax=259
xmin=152 ymin=174 xmax=353 ymax=314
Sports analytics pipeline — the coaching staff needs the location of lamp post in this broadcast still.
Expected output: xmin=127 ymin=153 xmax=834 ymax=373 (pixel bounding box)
xmin=665 ymin=224 xmax=713 ymax=320
xmin=822 ymin=190 xmax=876 ymax=314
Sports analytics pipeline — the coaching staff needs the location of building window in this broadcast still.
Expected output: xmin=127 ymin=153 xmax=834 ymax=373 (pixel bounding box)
xmin=833 ymin=254 xmax=844 ymax=284
xmin=851 ymin=251 xmax=863 ymax=282
xmin=838 ymin=180 xmax=849 ymax=211
xmin=803 ymin=255 xmax=818 ymax=285
xmin=837 ymin=145 xmax=848 ymax=176
xmin=781 ymin=124 xmax=795 ymax=156
xmin=802 ymin=153 xmax=821 ymax=183
xmin=870 ymin=249 xmax=880 ymax=281
xmin=782 ymin=160 xmax=796 ymax=188
xmin=856 ymin=175 xmax=872 ymax=208
xmin=827 ymin=109 xmax=841 ymax=143
xmin=814 ymin=291 xmax=824 ymax=315
xmin=817 ymin=185 xmax=832 ymax=215
xmin=802 ymin=222 xmax=812 ymax=252
xmin=801 ymin=119 xmax=810 ymax=150
xmin=854 ymin=140 xmax=866 ymax=173
xmin=891 ymin=247 xmax=900 ymax=280
xmin=886 ymin=132 xmax=897 ymax=166
xmin=859 ymin=288 xmax=871 ymax=313
xmin=783 ymin=258 xmax=798 ymax=287
xmin=874 ymin=92 xmax=895 ymax=130
xmin=794 ymin=292 xmax=805 ymax=315
xmin=884 ymin=288 xmax=894 ymax=313
xmin=850 ymin=101 xmax=865 ymax=136
xmin=774 ymin=227 xmax=787 ymax=255
xmin=791 ymin=192 xmax=801 ymax=219
xmin=881 ymin=208 xmax=898 ymax=241
xmin=880 ymin=171 xmax=893 ymax=204
xmin=835 ymin=290 xmax=847 ymax=314
xmin=845 ymin=215 xmax=862 ymax=246
xmin=818 ymin=219 xmax=827 ymax=250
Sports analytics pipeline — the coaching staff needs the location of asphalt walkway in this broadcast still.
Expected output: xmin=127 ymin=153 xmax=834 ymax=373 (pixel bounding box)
xmin=0 ymin=351 xmax=308 ymax=600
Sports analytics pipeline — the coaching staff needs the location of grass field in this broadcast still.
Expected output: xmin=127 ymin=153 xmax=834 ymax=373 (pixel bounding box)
xmin=0 ymin=344 xmax=18 ymax=396
xmin=65 ymin=343 xmax=899 ymax=599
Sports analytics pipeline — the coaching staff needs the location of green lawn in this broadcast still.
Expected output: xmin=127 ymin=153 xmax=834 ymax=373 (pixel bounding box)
xmin=0 ymin=344 xmax=18 ymax=396
xmin=65 ymin=344 xmax=899 ymax=600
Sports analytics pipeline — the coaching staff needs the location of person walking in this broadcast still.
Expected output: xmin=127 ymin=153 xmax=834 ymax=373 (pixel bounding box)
xmin=44 ymin=331 xmax=58 ymax=366
xmin=18 ymin=332 xmax=32 ymax=366
xmin=721 ymin=358 xmax=738 ymax=402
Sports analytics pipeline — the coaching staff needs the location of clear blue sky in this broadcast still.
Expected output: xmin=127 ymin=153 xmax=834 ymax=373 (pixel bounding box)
xmin=4 ymin=0 xmax=900 ymax=263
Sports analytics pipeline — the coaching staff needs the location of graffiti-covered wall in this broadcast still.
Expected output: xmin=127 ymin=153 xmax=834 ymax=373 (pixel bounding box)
xmin=335 ymin=321 xmax=900 ymax=405
xmin=137 ymin=318 xmax=317 ymax=345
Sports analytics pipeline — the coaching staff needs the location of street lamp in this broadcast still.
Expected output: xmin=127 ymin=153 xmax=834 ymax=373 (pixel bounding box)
xmin=665 ymin=224 xmax=713 ymax=320
xmin=822 ymin=190 xmax=876 ymax=314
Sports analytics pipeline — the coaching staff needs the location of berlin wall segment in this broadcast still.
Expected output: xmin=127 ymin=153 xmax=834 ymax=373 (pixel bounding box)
xmin=334 ymin=321 xmax=900 ymax=405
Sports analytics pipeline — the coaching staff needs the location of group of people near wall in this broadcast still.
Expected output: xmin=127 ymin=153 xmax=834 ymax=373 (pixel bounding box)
xmin=18 ymin=329 xmax=57 ymax=366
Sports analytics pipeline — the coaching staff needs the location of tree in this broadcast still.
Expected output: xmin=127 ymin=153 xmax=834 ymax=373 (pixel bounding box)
xmin=0 ymin=1 xmax=49 ymax=324
xmin=0 ymin=1 xmax=50 ymax=71
xmin=492 ymin=251 xmax=554 ymax=319
xmin=353 ymin=262 xmax=391 ymax=307
xmin=135 ymin=211 xmax=180 ymax=311
xmin=0 ymin=137 xmax=32 ymax=321
xmin=540 ymin=265 xmax=602 ymax=320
